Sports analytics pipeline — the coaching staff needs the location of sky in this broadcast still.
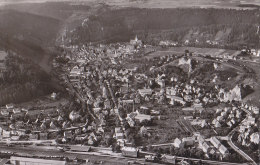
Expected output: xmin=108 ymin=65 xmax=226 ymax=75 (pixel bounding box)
xmin=0 ymin=0 xmax=259 ymax=8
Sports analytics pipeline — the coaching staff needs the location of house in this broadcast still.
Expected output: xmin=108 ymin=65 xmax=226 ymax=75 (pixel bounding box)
xmin=173 ymin=138 xmax=182 ymax=148
xmin=227 ymin=121 xmax=232 ymax=127
xmin=89 ymin=132 xmax=98 ymax=141
xmin=150 ymin=110 xmax=160 ymax=115
xmin=250 ymin=132 xmax=259 ymax=144
xmin=216 ymin=108 xmax=222 ymax=114
xmin=29 ymin=134 xmax=38 ymax=140
xmin=251 ymin=106 xmax=259 ymax=114
xmin=40 ymin=122 xmax=47 ymax=130
xmin=114 ymin=127 xmax=124 ymax=140
xmin=13 ymin=108 xmax=21 ymax=114
xmin=190 ymin=119 xmax=206 ymax=128
xmin=1 ymin=109 xmax=9 ymax=116
xmin=193 ymin=103 xmax=204 ymax=112
xmin=245 ymin=116 xmax=255 ymax=125
xmin=121 ymin=147 xmax=139 ymax=158
xmin=184 ymin=95 xmax=192 ymax=102
xmin=139 ymin=126 xmax=148 ymax=135
xmin=201 ymin=142 xmax=210 ymax=153
xmin=49 ymin=121 xmax=58 ymax=130
xmin=97 ymin=126 xmax=104 ymax=133
xmin=39 ymin=133 xmax=48 ymax=140
xmin=210 ymin=137 xmax=221 ymax=148
xmin=2 ymin=129 xmax=11 ymax=138
xmin=209 ymin=148 xmax=216 ymax=155
xmin=219 ymin=145 xmax=228 ymax=156
xmin=51 ymin=92 xmax=57 ymax=100
xmin=6 ymin=104 xmax=14 ymax=109
xmin=182 ymin=107 xmax=195 ymax=112
xmin=127 ymin=117 xmax=135 ymax=127
xmin=134 ymin=113 xmax=151 ymax=122
xmin=10 ymin=136 xmax=20 ymax=141
xmin=69 ymin=65 xmax=83 ymax=79
xmin=166 ymin=87 xmax=177 ymax=96
xmin=216 ymin=116 xmax=223 ymax=121
xmin=115 ymin=127 xmax=122 ymax=133
xmin=69 ymin=111 xmax=80 ymax=121
xmin=115 ymin=132 xmax=124 ymax=140
xmin=166 ymin=95 xmax=186 ymax=105
xmin=228 ymin=113 xmax=234 ymax=119
xmin=182 ymin=137 xmax=195 ymax=147
xmin=138 ymin=88 xmax=153 ymax=97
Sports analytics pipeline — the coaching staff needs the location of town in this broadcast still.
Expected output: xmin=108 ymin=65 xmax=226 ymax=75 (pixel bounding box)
xmin=0 ymin=33 xmax=259 ymax=165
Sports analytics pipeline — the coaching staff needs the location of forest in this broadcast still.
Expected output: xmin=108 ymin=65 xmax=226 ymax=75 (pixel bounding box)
xmin=68 ymin=7 xmax=260 ymax=49
xmin=0 ymin=53 xmax=54 ymax=105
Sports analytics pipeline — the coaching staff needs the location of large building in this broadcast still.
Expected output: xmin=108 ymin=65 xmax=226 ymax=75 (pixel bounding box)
xmin=10 ymin=157 xmax=66 ymax=165
xmin=121 ymin=147 xmax=139 ymax=158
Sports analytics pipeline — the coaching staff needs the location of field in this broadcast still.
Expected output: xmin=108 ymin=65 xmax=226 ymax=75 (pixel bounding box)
xmin=147 ymin=47 xmax=241 ymax=59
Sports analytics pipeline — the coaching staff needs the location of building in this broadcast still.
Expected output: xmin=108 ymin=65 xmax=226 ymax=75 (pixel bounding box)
xmin=130 ymin=36 xmax=142 ymax=46
xmin=138 ymin=88 xmax=153 ymax=97
xmin=121 ymin=147 xmax=139 ymax=158
xmin=51 ymin=92 xmax=57 ymax=100
xmin=69 ymin=65 xmax=83 ymax=80
xmin=219 ymin=145 xmax=228 ymax=156
xmin=173 ymin=138 xmax=182 ymax=148
xmin=201 ymin=141 xmax=210 ymax=153
xmin=13 ymin=108 xmax=21 ymax=114
xmin=1 ymin=109 xmax=9 ymax=116
xmin=166 ymin=95 xmax=186 ymax=105
xmin=250 ymin=132 xmax=259 ymax=144
xmin=70 ymin=145 xmax=91 ymax=152
xmin=190 ymin=119 xmax=206 ymax=128
xmin=0 ymin=159 xmax=9 ymax=165
xmin=210 ymin=137 xmax=221 ymax=148
xmin=245 ymin=116 xmax=255 ymax=125
xmin=134 ymin=113 xmax=152 ymax=122
xmin=6 ymin=104 xmax=14 ymax=109
xmin=182 ymin=137 xmax=195 ymax=147
xmin=251 ymin=106 xmax=259 ymax=114
xmin=0 ymin=50 xmax=7 ymax=61
xmin=10 ymin=157 xmax=66 ymax=165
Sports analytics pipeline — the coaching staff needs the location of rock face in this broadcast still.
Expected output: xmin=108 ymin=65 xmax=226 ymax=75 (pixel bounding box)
xmin=218 ymin=85 xmax=242 ymax=102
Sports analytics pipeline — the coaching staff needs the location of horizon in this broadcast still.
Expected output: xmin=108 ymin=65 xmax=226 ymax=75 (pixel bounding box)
xmin=0 ymin=0 xmax=259 ymax=9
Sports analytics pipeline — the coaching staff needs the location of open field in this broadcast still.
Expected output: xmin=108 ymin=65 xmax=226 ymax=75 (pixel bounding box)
xmin=147 ymin=47 xmax=241 ymax=59
xmin=0 ymin=0 xmax=260 ymax=9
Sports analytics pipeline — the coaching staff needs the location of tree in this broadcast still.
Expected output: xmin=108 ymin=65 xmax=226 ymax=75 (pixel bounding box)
xmin=106 ymin=136 xmax=115 ymax=147
xmin=112 ymin=144 xmax=121 ymax=153
xmin=118 ymin=108 xmax=127 ymax=119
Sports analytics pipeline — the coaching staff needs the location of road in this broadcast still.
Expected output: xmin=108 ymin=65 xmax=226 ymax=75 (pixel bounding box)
xmin=226 ymin=116 xmax=257 ymax=165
